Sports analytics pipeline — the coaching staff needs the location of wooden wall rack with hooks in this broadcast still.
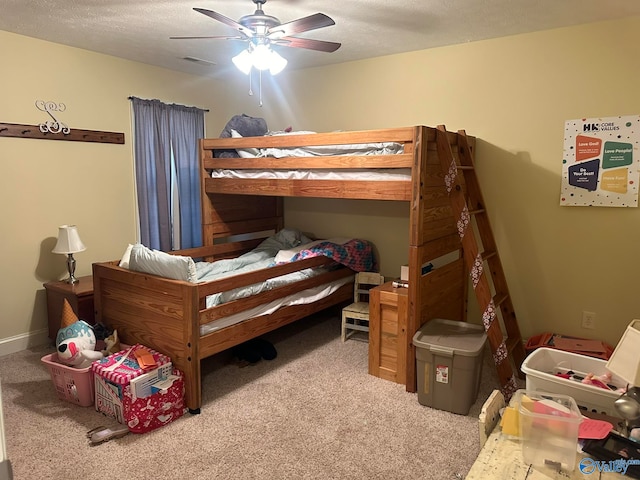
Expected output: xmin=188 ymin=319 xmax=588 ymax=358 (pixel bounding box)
xmin=0 ymin=122 xmax=124 ymax=144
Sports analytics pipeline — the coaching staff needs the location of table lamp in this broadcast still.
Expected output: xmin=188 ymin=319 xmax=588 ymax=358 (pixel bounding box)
xmin=606 ymin=319 xmax=640 ymax=437
xmin=52 ymin=225 xmax=86 ymax=284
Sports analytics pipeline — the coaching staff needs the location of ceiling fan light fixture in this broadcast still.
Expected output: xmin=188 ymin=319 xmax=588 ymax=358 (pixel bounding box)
xmin=182 ymin=1 xmax=338 ymax=103
xmin=251 ymin=43 xmax=273 ymax=71
xmin=268 ymin=49 xmax=287 ymax=75
xmin=177 ymin=3 xmax=340 ymax=83
xmin=232 ymin=44 xmax=287 ymax=75
xmin=232 ymin=49 xmax=253 ymax=74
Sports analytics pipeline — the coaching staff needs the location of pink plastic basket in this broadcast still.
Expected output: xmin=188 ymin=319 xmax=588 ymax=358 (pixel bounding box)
xmin=41 ymin=353 xmax=95 ymax=407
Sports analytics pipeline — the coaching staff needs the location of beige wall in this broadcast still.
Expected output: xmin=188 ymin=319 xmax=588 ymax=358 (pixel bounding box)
xmin=1 ymin=16 xmax=639 ymax=352
xmin=0 ymin=31 xmax=236 ymax=350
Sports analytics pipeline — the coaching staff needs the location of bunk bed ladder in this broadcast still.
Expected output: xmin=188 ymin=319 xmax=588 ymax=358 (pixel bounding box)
xmin=435 ymin=125 xmax=526 ymax=400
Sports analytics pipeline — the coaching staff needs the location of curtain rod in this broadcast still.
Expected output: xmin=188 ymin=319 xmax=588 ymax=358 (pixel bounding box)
xmin=127 ymin=96 xmax=209 ymax=112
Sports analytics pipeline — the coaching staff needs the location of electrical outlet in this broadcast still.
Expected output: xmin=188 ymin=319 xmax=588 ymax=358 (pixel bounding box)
xmin=582 ymin=311 xmax=596 ymax=329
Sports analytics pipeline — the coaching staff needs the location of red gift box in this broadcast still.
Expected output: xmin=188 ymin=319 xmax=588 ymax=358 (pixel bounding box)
xmin=121 ymin=371 xmax=186 ymax=433
xmin=92 ymin=344 xmax=186 ymax=433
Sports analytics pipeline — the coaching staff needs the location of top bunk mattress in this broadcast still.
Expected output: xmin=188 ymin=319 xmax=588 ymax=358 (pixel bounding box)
xmin=209 ymin=130 xmax=411 ymax=181
xmin=230 ymin=130 xmax=404 ymax=158
xmin=210 ymin=168 xmax=411 ymax=181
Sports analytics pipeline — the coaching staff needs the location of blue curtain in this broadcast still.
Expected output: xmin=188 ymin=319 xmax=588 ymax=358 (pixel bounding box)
xmin=170 ymin=105 xmax=204 ymax=249
xmin=131 ymin=97 xmax=205 ymax=250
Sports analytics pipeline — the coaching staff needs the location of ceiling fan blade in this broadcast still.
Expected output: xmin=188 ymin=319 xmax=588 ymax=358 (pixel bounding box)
xmin=268 ymin=13 xmax=335 ymax=37
xmin=274 ymin=37 xmax=341 ymax=53
xmin=170 ymin=35 xmax=244 ymax=40
xmin=194 ymin=7 xmax=254 ymax=37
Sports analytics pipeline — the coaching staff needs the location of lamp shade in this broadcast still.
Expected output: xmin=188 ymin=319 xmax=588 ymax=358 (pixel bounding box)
xmin=268 ymin=50 xmax=287 ymax=75
xmin=232 ymin=49 xmax=253 ymax=75
xmin=606 ymin=319 xmax=640 ymax=386
xmin=251 ymin=44 xmax=272 ymax=71
xmin=52 ymin=225 xmax=86 ymax=254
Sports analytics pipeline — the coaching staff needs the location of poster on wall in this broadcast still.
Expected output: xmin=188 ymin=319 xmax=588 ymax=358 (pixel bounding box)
xmin=560 ymin=115 xmax=640 ymax=207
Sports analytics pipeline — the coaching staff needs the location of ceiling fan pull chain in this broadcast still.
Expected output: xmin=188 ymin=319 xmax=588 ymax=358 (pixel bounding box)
xmin=259 ymin=69 xmax=263 ymax=107
xmin=248 ymin=69 xmax=254 ymax=97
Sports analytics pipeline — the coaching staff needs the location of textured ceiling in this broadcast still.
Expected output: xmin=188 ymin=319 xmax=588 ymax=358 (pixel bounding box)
xmin=2 ymin=0 xmax=639 ymax=78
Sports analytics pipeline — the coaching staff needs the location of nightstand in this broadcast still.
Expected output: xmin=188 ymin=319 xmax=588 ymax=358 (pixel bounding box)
xmin=368 ymin=281 xmax=408 ymax=385
xmin=44 ymin=275 xmax=95 ymax=341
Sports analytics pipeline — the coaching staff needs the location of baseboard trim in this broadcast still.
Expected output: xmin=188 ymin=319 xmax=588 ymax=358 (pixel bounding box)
xmin=0 ymin=329 xmax=50 ymax=357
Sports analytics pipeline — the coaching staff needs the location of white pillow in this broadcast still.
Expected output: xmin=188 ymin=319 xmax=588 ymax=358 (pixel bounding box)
xmin=274 ymin=240 xmax=324 ymax=264
xmin=118 ymin=244 xmax=134 ymax=268
xmin=230 ymin=129 xmax=262 ymax=158
xmin=128 ymin=244 xmax=197 ymax=282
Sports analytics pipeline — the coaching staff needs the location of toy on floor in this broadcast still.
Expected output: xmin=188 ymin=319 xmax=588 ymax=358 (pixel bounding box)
xmin=56 ymin=299 xmax=103 ymax=369
xmin=86 ymin=425 xmax=129 ymax=446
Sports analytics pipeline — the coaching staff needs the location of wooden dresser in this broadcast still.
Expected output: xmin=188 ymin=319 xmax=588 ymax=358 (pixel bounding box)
xmin=368 ymin=282 xmax=408 ymax=385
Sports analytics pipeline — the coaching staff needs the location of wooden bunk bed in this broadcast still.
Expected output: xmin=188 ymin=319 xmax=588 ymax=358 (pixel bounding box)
xmin=92 ymin=125 xmax=472 ymax=413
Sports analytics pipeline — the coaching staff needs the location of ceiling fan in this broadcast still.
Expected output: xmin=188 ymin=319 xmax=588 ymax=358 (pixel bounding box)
xmin=171 ymin=0 xmax=341 ymax=74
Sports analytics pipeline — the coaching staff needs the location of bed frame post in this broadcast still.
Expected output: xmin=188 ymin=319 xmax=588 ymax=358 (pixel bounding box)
xmin=405 ymin=126 xmax=426 ymax=393
xmin=199 ymin=138 xmax=216 ymax=250
xmin=184 ymin=285 xmax=201 ymax=414
xmin=404 ymin=126 xmax=467 ymax=393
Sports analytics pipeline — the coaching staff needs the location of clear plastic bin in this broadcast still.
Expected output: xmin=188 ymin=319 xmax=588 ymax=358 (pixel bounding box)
xmin=515 ymin=389 xmax=582 ymax=472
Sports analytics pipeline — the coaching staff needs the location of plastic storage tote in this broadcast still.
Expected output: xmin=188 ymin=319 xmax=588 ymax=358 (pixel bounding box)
xmin=514 ymin=389 xmax=582 ymax=472
xmin=520 ymin=347 xmax=625 ymax=416
xmin=412 ymin=318 xmax=487 ymax=415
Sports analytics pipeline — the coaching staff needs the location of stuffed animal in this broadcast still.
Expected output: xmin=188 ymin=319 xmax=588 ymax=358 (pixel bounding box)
xmin=56 ymin=319 xmax=103 ymax=369
xmin=581 ymin=372 xmax=614 ymax=390
xmin=102 ymin=329 xmax=121 ymax=356
xmin=55 ymin=299 xmax=103 ymax=368
xmin=215 ymin=114 xmax=268 ymax=158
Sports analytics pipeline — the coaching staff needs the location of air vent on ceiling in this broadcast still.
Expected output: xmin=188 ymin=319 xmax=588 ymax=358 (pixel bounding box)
xmin=182 ymin=56 xmax=216 ymax=66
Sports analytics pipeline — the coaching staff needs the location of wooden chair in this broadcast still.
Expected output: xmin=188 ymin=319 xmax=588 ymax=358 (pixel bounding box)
xmin=341 ymin=272 xmax=385 ymax=342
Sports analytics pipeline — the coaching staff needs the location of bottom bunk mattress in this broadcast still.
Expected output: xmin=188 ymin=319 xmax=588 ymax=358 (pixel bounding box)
xmin=200 ymin=275 xmax=354 ymax=335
